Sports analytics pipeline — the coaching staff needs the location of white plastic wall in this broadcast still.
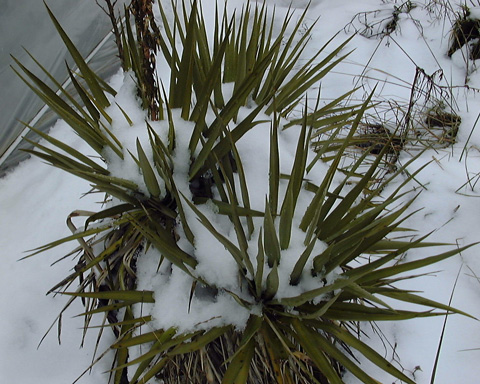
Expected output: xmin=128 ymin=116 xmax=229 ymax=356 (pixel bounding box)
xmin=0 ymin=0 xmax=126 ymax=174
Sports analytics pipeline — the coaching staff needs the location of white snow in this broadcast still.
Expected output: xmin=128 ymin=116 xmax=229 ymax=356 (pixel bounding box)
xmin=2 ymin=0 xmax=480 ymax=383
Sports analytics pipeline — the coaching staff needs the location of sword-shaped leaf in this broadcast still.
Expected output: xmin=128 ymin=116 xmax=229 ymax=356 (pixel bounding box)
xmin=222 ymin=336 xmax=255 ymax=384
xmin=263 ymin=198 xmax=281 ymax=268
xmin=315 ymin=321 xmax=416 ymax=383
xmin=291 ymin=319 xmax=343 ymax=384
xmin=255 ymin=230 xmax=265 ymax=298
xmin=169 ymin=326 xmax=231 ymax=355
xmin=62 ymin=290 xmax=154 ymax=303
xmin=358 ymin=243 xmax=478 ymax=284
xmin=136 ymin=139 xmax=161 ymax=198
xmin=182 ymin=194 xmax=247 ymax=273
xmin=45 ymin=2 xmax=110 ymax=108
xmin=290 ymin=237 xmax=317 ymax=286
xmin=263 ymin=262 xmax=279 ymax=301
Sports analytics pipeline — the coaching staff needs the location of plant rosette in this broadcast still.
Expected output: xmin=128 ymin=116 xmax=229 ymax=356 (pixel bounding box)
xmin=15 ymin=1 xmax=475 ymax=383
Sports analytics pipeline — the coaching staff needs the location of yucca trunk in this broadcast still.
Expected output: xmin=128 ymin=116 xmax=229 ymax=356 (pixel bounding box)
xmin=130 ymin=0 xmax=161 ymax=120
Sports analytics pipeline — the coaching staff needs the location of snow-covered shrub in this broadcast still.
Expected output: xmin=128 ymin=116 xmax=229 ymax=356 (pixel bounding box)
xmin=15 ymin=1 xmax=473 ymax=383
xmin=448 ymin=4 xmax=480 ymax=59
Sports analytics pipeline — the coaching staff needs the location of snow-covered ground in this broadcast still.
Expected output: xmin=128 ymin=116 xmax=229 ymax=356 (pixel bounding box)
xmin=2 ymin=0 xmax=480 ymax=383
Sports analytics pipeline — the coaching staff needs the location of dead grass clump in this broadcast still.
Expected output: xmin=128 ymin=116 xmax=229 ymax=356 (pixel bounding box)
xmin=345 ymin=2 xmax=417 ymax=39
xmin=152 ymin=330 xmax=347 ymax=384
xmin=424 ymin=110 xmax=461 ymax=145
xmin=354 ymin=122 xmax=403 ymax=156
xmin=447 ymin=7 xmax=480 ymax=58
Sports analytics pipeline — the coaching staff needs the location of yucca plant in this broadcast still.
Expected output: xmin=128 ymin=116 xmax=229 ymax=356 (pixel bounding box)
xmin=15 ymin=1 xmax=474 ymax=383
